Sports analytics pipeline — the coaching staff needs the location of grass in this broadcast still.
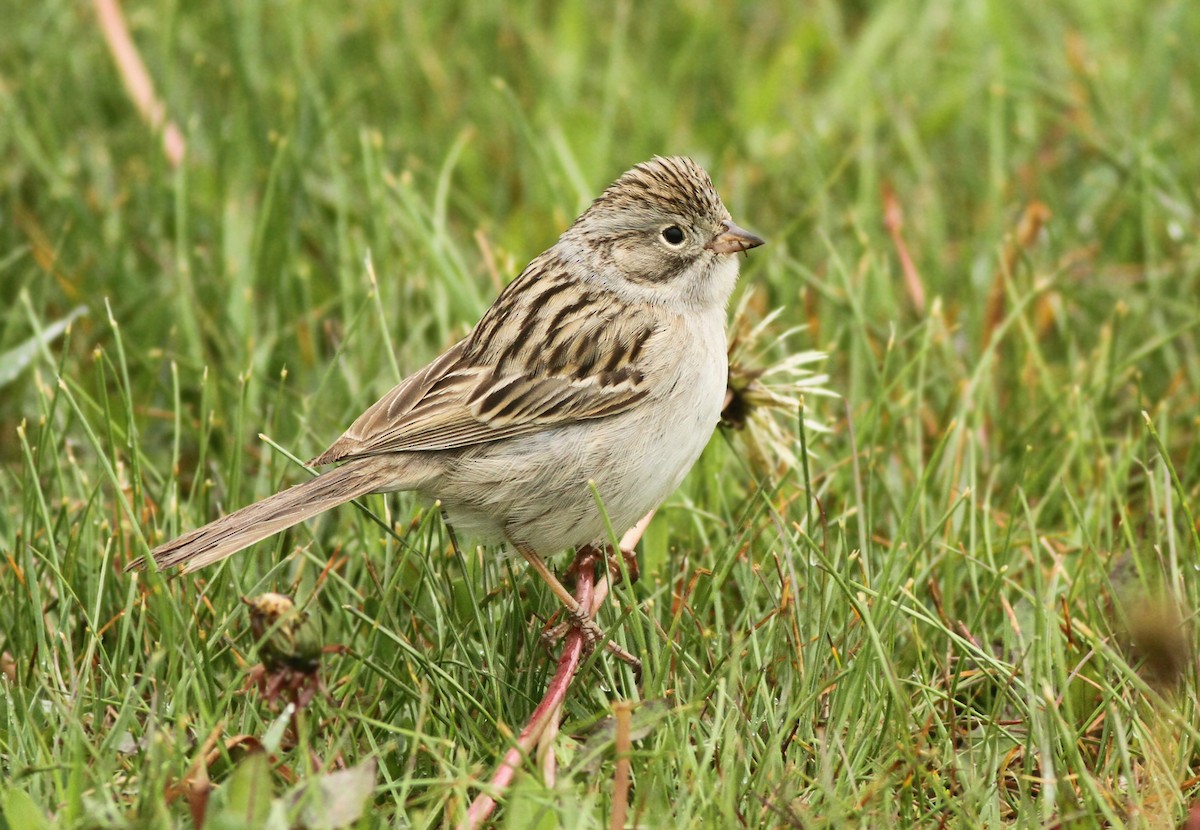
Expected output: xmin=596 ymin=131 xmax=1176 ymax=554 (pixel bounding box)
xmin=3 ymin=0 xmax=1200 ymax=826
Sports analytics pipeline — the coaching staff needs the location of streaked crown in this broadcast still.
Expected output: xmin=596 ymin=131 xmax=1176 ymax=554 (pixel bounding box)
xmin=583 ymin=156 xmax=728 ymax=226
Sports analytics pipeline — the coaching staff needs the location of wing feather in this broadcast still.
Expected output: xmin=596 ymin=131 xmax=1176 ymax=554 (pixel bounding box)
xmin=312 ymin=258 xmax=660 ymax=465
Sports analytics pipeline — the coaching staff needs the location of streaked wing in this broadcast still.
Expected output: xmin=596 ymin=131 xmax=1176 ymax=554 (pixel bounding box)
xmin=312 ymin=256 xmax=660 ymax=464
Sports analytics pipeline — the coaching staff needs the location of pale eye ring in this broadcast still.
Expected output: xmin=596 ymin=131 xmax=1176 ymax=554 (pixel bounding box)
xmin=660 ymin=225 xmax=686 ymax=246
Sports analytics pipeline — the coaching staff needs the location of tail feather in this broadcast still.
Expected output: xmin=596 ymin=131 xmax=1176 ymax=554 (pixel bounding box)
xmin=127 ymin=459 xmax=388 ymax=574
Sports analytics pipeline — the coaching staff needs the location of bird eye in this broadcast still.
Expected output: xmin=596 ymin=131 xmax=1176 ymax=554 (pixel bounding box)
xmin=660 ymin=225 xmax=685 ymax=246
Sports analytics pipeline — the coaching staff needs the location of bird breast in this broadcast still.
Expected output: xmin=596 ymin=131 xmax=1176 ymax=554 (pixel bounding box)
xmin=431 ymin=306 xmax=728 ymax=555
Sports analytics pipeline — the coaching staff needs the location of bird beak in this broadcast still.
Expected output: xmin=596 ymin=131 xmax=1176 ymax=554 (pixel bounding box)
xmin=706 ymin=219 xmax=765 ymax=255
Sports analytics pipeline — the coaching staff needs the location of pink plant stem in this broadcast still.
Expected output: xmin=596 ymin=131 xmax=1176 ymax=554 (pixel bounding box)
xmin=461 ymin=510 xmax=654 ymax=828
xmin=623 ymin=510 xmax=655 ymax=552
xmin=460 ymin=560 xmax=595 ymax=829
xmin=93 ymin=0 xmax=186 ymax=167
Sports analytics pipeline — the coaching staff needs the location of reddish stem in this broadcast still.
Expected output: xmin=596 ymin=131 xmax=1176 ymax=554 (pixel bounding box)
xmin=93 ymin=0 xmax=186 ymax=166
xmin=461 ymin=514 xmax=653 ymax=828
xmin=461 ymin=555 xmax=595 ymax=829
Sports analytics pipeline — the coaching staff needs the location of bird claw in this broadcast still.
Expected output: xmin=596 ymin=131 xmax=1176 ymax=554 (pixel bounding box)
xmin=611 ymin=544 xmax=640 ymax=585
xmin=565 ymin=543 xmax=640 ymax=588
xmin=540 ymin=610 xmax=643 ymax=682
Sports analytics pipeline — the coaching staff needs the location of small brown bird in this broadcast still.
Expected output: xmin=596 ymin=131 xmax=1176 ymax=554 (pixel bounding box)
xmin=128 ymin=156 xmax=764 ymax=650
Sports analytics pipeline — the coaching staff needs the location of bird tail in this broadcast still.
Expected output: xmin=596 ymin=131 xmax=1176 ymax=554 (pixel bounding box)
xmin=126 ymin=458 xmax=389 ymax=574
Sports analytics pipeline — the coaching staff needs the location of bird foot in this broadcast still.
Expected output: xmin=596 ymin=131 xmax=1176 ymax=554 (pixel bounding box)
xmin=566 ymin=542 xmax=640 ymax=587
xmin=541 ymin=609 xmax=642 ymax=682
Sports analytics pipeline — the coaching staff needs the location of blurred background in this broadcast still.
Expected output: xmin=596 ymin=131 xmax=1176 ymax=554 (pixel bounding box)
xmin=2 ymin=1 xmax=1200 ymax=826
